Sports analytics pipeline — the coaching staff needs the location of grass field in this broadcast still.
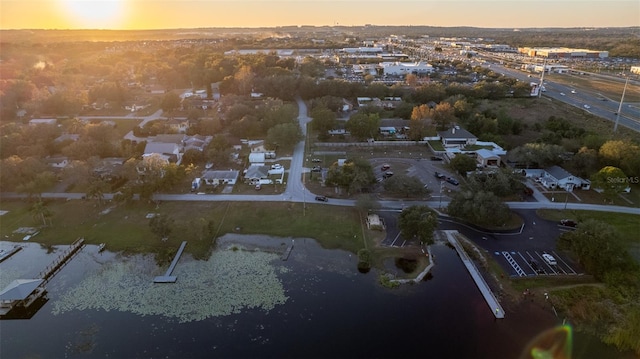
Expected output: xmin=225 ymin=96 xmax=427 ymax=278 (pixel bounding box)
xmin=0 ymin=199 xmax=380 ymax=261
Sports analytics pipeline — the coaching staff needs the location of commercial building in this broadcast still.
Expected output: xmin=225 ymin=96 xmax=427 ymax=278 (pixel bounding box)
xmin=518 ymin=47 xmax=608 ymax=59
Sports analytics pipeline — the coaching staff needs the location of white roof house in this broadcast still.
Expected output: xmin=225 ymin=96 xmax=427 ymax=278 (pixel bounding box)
xmin=143 ymin=142 xmax=182 ymax=165
xmin=541 ymin=165 xmax=590 ymax=190
xmin=248 ymin=152 xmax=266 ymax=164
xmin=202 ymin=170 xmax=239 ymax=186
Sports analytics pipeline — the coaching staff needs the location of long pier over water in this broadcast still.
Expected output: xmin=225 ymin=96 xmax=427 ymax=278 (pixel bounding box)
xmin=443 ymin=230 xmax=505 ymax=319
xmin=38 ymin=237 xmax=85 ymax=283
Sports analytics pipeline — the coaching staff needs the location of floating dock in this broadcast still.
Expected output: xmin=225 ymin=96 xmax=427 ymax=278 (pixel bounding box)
xmin=444 ymin=230 xmax=505 ymax=319
xmin=281 ymin=240 xmax=294 ymax=261
xmin=0 ymin=246 xmax=22 ymax=263
xmin=154 ymin=241 xmax=187 ymax=283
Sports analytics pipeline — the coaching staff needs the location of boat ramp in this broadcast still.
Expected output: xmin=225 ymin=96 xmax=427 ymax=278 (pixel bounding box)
xmin=281 ymin=240 xmax=294 ymax=261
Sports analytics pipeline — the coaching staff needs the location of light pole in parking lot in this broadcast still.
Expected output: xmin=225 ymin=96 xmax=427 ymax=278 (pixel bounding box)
xmin=613 ymin=77 xmax=629 ymax=133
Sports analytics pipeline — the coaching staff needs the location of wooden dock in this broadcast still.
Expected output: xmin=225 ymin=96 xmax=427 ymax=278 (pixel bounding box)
xmin=0 ymin=246 xmax=22 ymax=263
xmin=443 ymin=231 xmax=505 ymax=319
xmin=38 ymin=238 xmax=85 ymax=283
xmin=281 ymin=240 xmax=294 ymax=261
xmin=154 ymin=241 xmax=187 ymax=283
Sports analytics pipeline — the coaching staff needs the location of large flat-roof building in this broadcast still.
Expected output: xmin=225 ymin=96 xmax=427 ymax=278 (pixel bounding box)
xmin=518 ymin=47 xmax=608 ymax=59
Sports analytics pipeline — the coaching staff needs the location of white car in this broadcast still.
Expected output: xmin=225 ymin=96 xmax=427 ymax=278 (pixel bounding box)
xmin=271 ymin=164 xmax=282 ymax=170
xmin=560 ymin=92 xmax=566 ymax=96
xmin=584 ymin=104 xmax=591 ymax=109
xmin=542 ymin=253 xmax=557 ymax=266
xmin=571 ymin=90 xmax=577 ymax=94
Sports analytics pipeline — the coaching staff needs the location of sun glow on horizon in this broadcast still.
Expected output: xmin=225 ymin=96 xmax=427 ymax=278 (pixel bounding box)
xmin=59 ymin=0 xmax=126 ymax=29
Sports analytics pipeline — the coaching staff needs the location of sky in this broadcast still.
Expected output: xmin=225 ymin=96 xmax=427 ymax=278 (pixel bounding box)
xmin=1 ymin=0 xmax=638 ymax=30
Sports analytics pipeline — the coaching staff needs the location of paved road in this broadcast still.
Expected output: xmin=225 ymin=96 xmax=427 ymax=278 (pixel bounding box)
xmin=483 ymin=63 xmax=640 ymax=132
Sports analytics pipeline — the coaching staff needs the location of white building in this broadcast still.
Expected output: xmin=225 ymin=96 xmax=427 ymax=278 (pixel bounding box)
xmin=380 ymin=62 xmax=434 ymax=76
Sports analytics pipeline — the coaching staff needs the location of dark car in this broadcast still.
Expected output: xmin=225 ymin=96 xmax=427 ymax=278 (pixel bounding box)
xmin=529 ymin=259 xmax=544 ymax=274
xmin=560 ymin=219 xmax=577 ymax=227
xmin=430 ymin=156 xmax=443 ymax=161
xmin=434 ymin=171 xmax=446 ymax=179
xmin=446 ymin=177 xmax=459 ymax=186
xmin=383 ymin=171 xmax=394 ymax=179
xmin=381 ymin=164 xmax=391 ymax=171
xmin=311 ymin=166 xmax=322 ymax=172
xmin=315 ymin=196 xmax=328 ymax=202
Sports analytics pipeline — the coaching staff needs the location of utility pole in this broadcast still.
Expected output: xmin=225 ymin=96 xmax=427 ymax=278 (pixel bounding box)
xmin=613 ymin=77 xmax=629 ymax=133
xmin=538 ymin=59 xmax=547 ymax=98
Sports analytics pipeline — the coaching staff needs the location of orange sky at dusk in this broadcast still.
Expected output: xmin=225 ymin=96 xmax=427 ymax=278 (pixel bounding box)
xmin=1 ymin=0 xmax=638 ymax=30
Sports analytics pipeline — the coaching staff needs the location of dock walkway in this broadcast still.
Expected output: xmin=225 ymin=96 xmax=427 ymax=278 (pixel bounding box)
xmin=443 ymin=230 xmax=505 ymax=319
xmin=38 ymin=238 xmax=85 ymax=283
xmin=0 ymin=246 xmax=22 ymax=263
xmin=154 ymin=241 xmax=187 ymax=283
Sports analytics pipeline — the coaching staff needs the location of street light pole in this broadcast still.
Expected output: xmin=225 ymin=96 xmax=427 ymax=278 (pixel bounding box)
xmin=613 ymin=77 xmax=629 ymax=133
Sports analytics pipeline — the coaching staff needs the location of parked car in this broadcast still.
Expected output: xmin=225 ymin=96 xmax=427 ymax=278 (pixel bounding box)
xmin=255 ymin=184 xmax=261 ymax=191
xmin=542 ymin=253 xmax=557 ymax=266
xmin=446 ymin=177 xmax=459 ymax=186
xmin=311 ymin=166 xmax=322 ymax=172
xmin=315 ymin=196 xmax=328 ymax=202
xmin=434 ymin=171 xmax=446 ymax=179
xmin=430 ymin=156 xmax=443 ymax=161
xmin=583 ymin=104 xmax=591 ymax=109
xmin=383 ymin=171 xmax=394 ymax=179
xmin=311 ymin=158 xmax=321 ymax=163
xmin=271 ymin=164 xmax=282 ymax=170
xmin=560 ymin=219 xmax=577 ymax=227
xmin=381 ymin=164 xmax=390 ymax=171
xmin=560 ymin=92 xmax=566 ymax=96
xmin=529 ymin=259 xmax=544 ymax=274
xmin=571 ymin=90 xmax=577 ymax=94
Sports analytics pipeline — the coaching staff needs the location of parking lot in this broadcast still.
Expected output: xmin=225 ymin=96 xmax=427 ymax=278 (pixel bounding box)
xmin=493 ymin=249 xmax=580 ymax=277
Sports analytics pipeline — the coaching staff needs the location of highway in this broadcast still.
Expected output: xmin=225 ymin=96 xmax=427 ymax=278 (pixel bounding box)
xmin=484 ymin=63 xmax=640 ymax=132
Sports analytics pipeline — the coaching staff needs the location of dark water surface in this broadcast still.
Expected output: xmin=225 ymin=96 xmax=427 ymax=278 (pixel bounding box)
xmin=0 ymin=237 xmax=626 ymax=358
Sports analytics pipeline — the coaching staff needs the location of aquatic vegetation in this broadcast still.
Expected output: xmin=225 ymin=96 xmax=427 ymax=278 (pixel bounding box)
xmin=52 ymin=249 xmax=288 ymax=323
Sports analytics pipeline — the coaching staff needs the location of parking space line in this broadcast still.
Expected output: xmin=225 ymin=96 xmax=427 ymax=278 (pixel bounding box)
xmin=518 ymin=252 xmax=535 ymax=275
xmin=502 ymin=251 xmax=526 ymax=277
xmin=552 ymin=250 xmax=577 ymax=274
xmin=390 ymin=232 xmax=401 ymax=247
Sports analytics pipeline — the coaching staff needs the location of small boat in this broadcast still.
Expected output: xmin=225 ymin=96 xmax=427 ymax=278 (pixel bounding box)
xmin=98 ymin=243 xmax=106 ymax=252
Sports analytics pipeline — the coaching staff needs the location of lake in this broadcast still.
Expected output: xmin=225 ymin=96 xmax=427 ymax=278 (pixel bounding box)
xmin=0 ymin=236 xmax=626 ymax=358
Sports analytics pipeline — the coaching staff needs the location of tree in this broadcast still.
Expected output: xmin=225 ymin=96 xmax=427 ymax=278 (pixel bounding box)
xmin=590 ymin=166 xmax=628 ymax=201
xmin=310 ymin=105 xmax=337 ymax=140
xmin=449 ymin=154 xmax=477 ymax=177
xmin=383 ymin=174 xmax=430 ymax=198
xmin=432 ymin=102 xmax=456 ymax=130
xmin=325 ymin=158 xmax=375 ymax=194
xmin=30 ymin=201 xmax=52 ymax=226
xmin=16 ymin=171 xmax=57 ymax=199
xmin=346 ymin=113 xmax=380 ymax=141
xmin=160 ymin=92 xmax=182 ymax=112
xmin=447 ymin=190 xmax=511 ymax=227
xmin=557 ymin=219 xmax=635 ymax=279
xmin=86 ymin=178 xmax=110 ymax=206
xmin=398 ymin=205 xmax=438 ymax=244
xmin=465 ymin=169 xmax=525 ymax=197
xmin=355 ymin=194 xmax=381 ymax=213
xmin=266 ymin=123 xmax=303 ymax=152
xmin=149 ymin=214 xmax=173 ymax=240
xmin=509 ymin=143 xmax=564 ymax=168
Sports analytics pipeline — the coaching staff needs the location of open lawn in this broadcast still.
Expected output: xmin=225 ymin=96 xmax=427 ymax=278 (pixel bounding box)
xmin=0 ymin=199 xmax=377 ymax=260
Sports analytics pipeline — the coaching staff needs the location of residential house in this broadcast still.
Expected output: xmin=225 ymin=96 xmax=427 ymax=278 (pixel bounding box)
xmin=143 ymin=142 xmax=182 ymax=165
xmin=539 ymin=165 xmax=591 ymax=190
xmin=183 ymin=135 xmax=212 ymax=152
xmin=166 ymin=118 xmax=190 ymax=134
xmin=29 ymin=118 xmax=57 ymax=126
xmin=244 ymin=164 xmax=271 ymax=184
xmin=45 ymin=156 xmax=69 ymax=169
xmin=438 ymin=126 xmax=478 ymax=148
xmin=202 ymin=170 xmax=239 ymax=186
xmin=249 ymin=152 xmax=266 ymax=164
